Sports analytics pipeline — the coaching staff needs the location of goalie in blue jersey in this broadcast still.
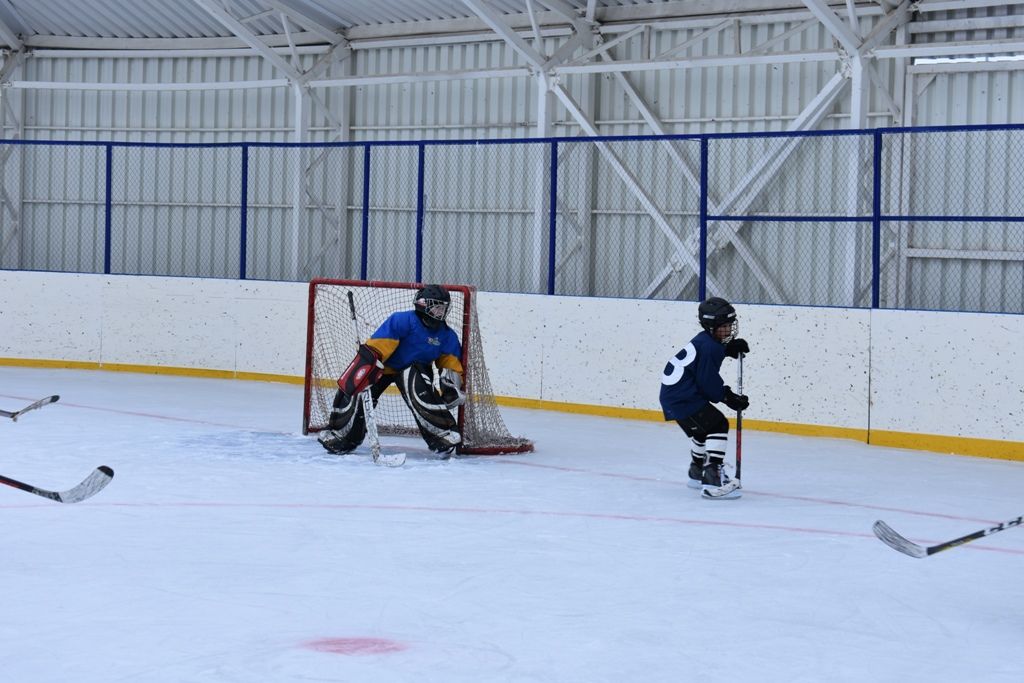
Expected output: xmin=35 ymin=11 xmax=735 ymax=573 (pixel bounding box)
xmin=660 ymin=297 xmax=750 ymax=499
xmin=318 ymin=285 xmax=466 ymax=456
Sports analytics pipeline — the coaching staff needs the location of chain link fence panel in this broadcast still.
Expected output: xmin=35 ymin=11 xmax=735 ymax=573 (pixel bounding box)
xmin=424 ymin=142 xmax=551 ymax=293
xmin=3 ymin=143 xmax=106 ymax=273
xmin=246 ymin=144 xmax=364 ymax=282
xmin=110 ymin=145 xmax=241 ymax=278
xmin=0 ymin=128 xmax=1020 ymax=314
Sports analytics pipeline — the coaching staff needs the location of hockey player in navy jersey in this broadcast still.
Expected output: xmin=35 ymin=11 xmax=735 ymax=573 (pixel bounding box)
xmin=660 ymin=297 xmax=750 ymax=499
xmin=318 ymin=284 xmax=466 ymax=456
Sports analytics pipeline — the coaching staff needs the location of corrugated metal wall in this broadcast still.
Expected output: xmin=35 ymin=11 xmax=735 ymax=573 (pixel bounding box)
xmin=1 ymin=5 xmax=1021 ymax=312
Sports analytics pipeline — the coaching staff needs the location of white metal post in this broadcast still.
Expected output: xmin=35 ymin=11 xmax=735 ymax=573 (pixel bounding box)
xmin=292 ymin=83 xmax=308 ymax=280
xmin=533 ymin=72 xmax=553 ymax=292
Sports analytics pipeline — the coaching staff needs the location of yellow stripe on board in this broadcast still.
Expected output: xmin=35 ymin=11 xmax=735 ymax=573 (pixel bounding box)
xmin=869 ymin=430 xmax=1024 ymax=462
xmin=2 ymin=357 xmax=1021 ymax=461
xmin=0 ymin=357 xmax=304 ymax=385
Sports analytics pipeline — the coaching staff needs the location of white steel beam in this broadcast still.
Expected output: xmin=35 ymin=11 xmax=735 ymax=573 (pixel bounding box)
xmin=568 ymin=25 xmax=644 ymax=65
xmin=536 ymin=0 xmax=595 ymax=35
xmin=32 ymin=46 xmax=331 ymax=59
xmin=602 ymin=53 xmax=703 ymax=193
xmin=873 ymin=38 xmax=1024 ymax=59
xmin=191 ymin=0 xmax=305 ymax=82
xmin=909 ymin=15 xmax=1024 ymax=35
xmin=300 ymin=42 xmax=352 ymax=85
xmin=551 ymin=84 xmax=724 ymax=296
xmin=0 ymin=15 xmax=21 ymax=50
xmin=309 ymin=66 xmax=531 ymax=89
xmin=24 ymin=32 xmax=328 ymax=50
xmin=744 ymin=19 xmax=816 ymax=56
xmin=555 ymin=49 xmax=839 ymax=76
xmin=656 ymin=19 xmax=732 ymax=60
xmin=525 ymin=0 xmax=547 ymax=54
xmin=670 ymin=71 xmax=850 ymax=300
xmin=267 ymin=0 xmax=343 ymax=45
xmin=543 ymin=32 xmax=587 ymax=70
xmin=917 ymin=0 xmax=1024 ymax=11
xmin=6 ymin=79 xmax=289 ymax=91
xmin=561 ymin=49 xmax=839 ymax=75
xmin=532 ymin=72 xmax=552 ymax=291
xmin=910 ymin=60 xmax=1024 ymax=74
xmin=461 ymin=0 xmax=547 ymax=70
xmin=858 ymin=0 xmax=913 ymax=54
xmin=801 ymin=0 xmax=862 ymax=56
xmin=281 ymin=13 xmax=301 ymax=68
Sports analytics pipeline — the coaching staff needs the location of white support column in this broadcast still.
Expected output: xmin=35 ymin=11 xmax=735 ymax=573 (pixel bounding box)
xmin=0 ymin=50 xmax=25 ymax=269
xmin=291 ymin=84 xmax=308 ymax=280
xmin=533 ymin=72 xmax=553 ymax=292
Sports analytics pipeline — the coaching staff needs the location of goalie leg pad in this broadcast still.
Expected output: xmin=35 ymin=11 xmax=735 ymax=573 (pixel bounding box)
xmin=338 ymin=344 xmax=384 ymax=397
xmin=318 ymin=391 xmax=366 ymax=454
xmin=397 ymin=364 xmax=462 ymax=454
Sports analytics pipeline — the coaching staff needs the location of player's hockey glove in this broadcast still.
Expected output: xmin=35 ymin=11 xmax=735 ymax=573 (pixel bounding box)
xmin=337 ymin=344 xmax=384 ymax=397
xmin=722 ymin=386 xmax=749 ymax=412
xmin=439 ymin=369 xmax=466 ymax=409
xmin=724 ymin=338 xmax=749 ymax=359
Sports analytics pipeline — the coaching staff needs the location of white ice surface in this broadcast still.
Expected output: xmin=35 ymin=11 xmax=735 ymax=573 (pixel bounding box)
xmin=2 ymin=366 xmax=1023 ymax=683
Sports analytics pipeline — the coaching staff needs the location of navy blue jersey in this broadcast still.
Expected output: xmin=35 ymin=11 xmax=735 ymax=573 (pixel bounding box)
xmin=659 ymin=330 xmax=727 ymax=420
xmin=365 ymin=310 xmax=463 ymax=374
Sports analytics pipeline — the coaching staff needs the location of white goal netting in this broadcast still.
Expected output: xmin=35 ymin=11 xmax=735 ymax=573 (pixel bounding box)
xmin=303 ymin=279 xmax=532 ymax=455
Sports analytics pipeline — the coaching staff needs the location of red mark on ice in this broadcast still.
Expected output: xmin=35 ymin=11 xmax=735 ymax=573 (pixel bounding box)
xmin=304 ymin=637 xmax=407 ymax=655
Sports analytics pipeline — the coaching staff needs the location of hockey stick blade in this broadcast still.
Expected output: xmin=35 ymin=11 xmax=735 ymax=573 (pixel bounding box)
xmin=872 ymin=520 xmax=927 ymax=558
xmin=375 ymin=451 xmax=407 ymax=467
xmin=701 ymin=479 xmax=742 ymax=500
xmin=873 ymin=515 xmax=1024 ymax=558
xmin=0 ymin=395 xmax=60 ymax=421
xmin=0 ymin=465 xmax=114 ymax=504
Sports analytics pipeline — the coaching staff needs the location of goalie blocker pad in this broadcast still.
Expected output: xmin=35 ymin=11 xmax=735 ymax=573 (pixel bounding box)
xmin=338 ymin=344 xmax=384 ymax=397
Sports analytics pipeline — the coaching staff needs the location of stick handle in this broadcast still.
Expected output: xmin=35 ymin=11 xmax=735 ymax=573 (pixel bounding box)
xmin=346 ymin=290 xmax=381 ymax=461
xmin=735 ymin=353 xmax=743 ymax=481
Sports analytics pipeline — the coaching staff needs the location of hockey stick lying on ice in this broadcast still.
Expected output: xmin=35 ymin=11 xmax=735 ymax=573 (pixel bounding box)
xmin=0 ymin=466 xmax=114 ymax=504
xmin=873 ymin=515 xmax=1024 ymax=558
xmin=0 ymin=395 xmax=60 ymax=421
xmin=347 ymin=291 xmax=405 ymax=468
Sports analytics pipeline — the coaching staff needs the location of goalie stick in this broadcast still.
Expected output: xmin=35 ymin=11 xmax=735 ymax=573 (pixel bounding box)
xmin=873 ymin=516 xmax=1024 ymax=558
xmin=703 ymin=353 xmax=743 ymax=500
xmin=0 ymin=466 xmax=114 ymax=504
xmin=346 ymin=291 xmax=405 ymax=468
xmin=1 ymin=395 xmax=60 ymax=421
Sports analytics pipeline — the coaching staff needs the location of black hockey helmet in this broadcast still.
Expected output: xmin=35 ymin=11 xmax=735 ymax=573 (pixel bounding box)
xmin=698 ymin=296 xmax=738 ymax=342
xmin=414 ymin=284 xmax=451 ymax=330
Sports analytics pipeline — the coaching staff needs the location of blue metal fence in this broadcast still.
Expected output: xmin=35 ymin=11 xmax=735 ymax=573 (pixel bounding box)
xmin=0 ymin=124 xmax=1021 ymax=314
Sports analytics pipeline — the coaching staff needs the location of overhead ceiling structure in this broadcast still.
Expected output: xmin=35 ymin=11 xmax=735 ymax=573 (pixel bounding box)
xmin=0 ymin=1 xmax=1022 ymax=134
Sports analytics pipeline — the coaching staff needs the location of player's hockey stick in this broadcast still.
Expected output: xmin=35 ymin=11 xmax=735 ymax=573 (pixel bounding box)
xmin=873 ymin=516 xmax=1024 ymax=558
xmin=703 ymin=352 xmax=743 ymax=499
xmin=0 ymin=395 xmax=60 ymax=421
xmin=347 ymin=291 xmax=405 ymax=468
xmin=0 ymin=466 xmax=114 ymax=504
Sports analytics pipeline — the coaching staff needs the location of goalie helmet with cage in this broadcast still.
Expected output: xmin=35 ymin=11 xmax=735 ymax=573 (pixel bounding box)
xmin=698 ymin=297 xmax=738 ymax=343
xmin=414 ymin=284 xmax=451 ymax=330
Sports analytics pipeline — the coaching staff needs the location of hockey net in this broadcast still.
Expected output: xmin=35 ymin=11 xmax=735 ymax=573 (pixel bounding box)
xmin=303 ymin=278 xmax=533 ymax=455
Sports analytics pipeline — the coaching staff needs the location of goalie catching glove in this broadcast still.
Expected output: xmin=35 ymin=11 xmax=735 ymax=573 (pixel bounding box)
xmin=439 ymin=368 xmax=466 ymax=409
xmin=338 ymin=344 xmax=384 ymax=396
